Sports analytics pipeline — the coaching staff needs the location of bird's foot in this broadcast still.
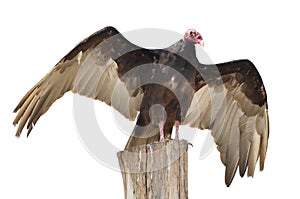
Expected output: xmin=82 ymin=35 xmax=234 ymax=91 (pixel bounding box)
xmin=159 ymin=121 xmax=165 ymax=142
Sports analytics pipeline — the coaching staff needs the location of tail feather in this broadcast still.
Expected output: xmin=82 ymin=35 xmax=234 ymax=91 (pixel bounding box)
xmin=125 ymin=113 xmax=160 ymax=150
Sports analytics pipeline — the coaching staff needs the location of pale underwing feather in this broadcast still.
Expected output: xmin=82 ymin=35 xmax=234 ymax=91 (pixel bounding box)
xmin=183 ymin=78 xmax=269 ymax=186
xmin=13 ymin=32 xmax=142 ymax=136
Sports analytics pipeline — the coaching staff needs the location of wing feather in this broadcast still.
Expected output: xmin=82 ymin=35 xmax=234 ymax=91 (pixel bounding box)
xmin=183 ymin=60 xmax=269 ymax=186
xmin=238 ymin=115 xmax=252 ymax=177
xmin=13 ymin=26 xmax=143 ymax=137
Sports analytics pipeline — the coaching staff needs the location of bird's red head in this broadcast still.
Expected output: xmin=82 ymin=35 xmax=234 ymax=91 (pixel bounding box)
xmin=184 ymin=29 xmax=204 ymax=47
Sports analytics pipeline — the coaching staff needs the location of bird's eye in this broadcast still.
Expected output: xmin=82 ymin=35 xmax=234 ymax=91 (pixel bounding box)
xmin=189 ymin=31 xmax=195 ymax=37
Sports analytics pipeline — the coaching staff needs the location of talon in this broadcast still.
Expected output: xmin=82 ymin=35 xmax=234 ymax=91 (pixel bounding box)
xmin=186 ymin=142 xmax=193 ymax=151
xmin=160 ymin=136 xmax=165 ymax=142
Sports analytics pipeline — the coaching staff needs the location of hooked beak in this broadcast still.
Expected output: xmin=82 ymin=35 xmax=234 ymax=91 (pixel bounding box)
xmin=199 ymin=40 xmax=204 ymax=47
xmin=195 ymin=33 xmax=204 ymax=47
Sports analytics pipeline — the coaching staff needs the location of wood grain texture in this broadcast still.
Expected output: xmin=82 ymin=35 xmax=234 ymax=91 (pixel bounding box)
xmin=117 ymin=140 xmax=188 ymax=199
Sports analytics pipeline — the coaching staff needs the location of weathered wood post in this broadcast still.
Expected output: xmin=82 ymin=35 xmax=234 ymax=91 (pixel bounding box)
xmin=117 ymin=140 xmax=188 ymax=199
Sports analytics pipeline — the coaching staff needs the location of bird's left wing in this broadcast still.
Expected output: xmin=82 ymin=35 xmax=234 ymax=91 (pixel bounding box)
xmin=182 ymin=59 xmax=269 ymax=186
xmin=13 ymin=26 xmax=144 ymax=137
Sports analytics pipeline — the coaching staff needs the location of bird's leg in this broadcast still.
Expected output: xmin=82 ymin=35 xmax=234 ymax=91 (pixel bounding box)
xmin=175 ymin=120 xmax=180 ymax=139
xmin=159 ymin=121 xmax=165 ymax=142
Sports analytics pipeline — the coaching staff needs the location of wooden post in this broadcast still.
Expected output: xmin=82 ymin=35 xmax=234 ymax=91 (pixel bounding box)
xmin=117 ymin=140 xmax=188 ymax=199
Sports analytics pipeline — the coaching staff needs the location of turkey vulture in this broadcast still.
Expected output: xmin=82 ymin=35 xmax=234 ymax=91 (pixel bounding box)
xmin=13 ymin=26 xmax=269 ymax=186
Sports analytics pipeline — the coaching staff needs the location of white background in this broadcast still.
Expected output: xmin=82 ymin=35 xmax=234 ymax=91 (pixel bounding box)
xmin=1 ymin=0 xmax=299 ymax=198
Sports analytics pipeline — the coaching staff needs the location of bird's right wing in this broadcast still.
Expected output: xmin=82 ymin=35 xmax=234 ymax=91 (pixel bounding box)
xmin=13 ymin=26 xmax=144 ymax=137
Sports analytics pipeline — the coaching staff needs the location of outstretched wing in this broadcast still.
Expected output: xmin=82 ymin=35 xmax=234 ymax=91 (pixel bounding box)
xmin=183 ymin=59 xmax=269 ymax=186
xmin=13 ymin=26 xmax=144 ymax=137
